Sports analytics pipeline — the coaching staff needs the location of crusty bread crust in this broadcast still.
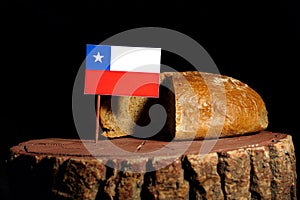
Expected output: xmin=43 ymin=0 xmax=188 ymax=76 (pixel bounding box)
xmin=100 ymin=71 xmax=268 ymax=140
xmin=173 ymin=71 xmax=268 ymax=140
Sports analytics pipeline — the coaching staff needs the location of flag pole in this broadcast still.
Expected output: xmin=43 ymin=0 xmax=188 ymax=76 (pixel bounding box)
xmin=95 ymin=94 xmax=101 ymax=143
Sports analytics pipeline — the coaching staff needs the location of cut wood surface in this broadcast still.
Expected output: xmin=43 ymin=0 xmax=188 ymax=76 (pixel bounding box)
xmin=8 ymin=131 xmax=297 ymax=200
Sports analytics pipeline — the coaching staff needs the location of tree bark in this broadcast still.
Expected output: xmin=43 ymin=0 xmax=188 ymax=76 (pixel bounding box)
xmin=8 ymin=131 xmax=297 ymax=200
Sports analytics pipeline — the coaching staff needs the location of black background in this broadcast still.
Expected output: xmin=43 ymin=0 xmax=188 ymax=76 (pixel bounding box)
xmin=1 ymin=0 xmax=299 ymax=199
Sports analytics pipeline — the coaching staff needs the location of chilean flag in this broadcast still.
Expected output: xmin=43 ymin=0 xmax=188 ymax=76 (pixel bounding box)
xmin=84 ymin=44 xmax=161 ymax=97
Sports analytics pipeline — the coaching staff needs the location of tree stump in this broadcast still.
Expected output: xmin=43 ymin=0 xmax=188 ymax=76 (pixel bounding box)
xmin=8 ymin=131 xmax=297 ymax=200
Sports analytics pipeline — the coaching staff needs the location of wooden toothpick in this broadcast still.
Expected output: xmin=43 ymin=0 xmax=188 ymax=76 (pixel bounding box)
xmin=95 ymin=95 xmax=101 ymax=143
xmin=135 ymin=140 xmax=146 ymax=152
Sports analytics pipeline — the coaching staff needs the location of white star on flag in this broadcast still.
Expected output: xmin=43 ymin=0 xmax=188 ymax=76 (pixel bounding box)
xmin=93 ymin=52 xmax=104 ymax=63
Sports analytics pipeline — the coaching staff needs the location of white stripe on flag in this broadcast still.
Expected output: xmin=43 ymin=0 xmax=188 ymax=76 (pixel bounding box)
xmin=110 ymin=46 xmax=161 ymax=73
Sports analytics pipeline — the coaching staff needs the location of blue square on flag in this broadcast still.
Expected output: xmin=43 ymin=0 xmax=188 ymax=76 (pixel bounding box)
xmin=86 ymin=44 xmax=111 ymax=70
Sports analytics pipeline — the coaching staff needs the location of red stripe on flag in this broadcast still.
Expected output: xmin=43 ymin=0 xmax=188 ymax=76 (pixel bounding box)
xmin=84 ymin=70 xmax=160 ymax=97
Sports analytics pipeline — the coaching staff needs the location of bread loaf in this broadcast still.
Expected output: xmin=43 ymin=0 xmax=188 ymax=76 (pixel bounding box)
xmin=100 ymin=71 xmax=268 ymax=140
